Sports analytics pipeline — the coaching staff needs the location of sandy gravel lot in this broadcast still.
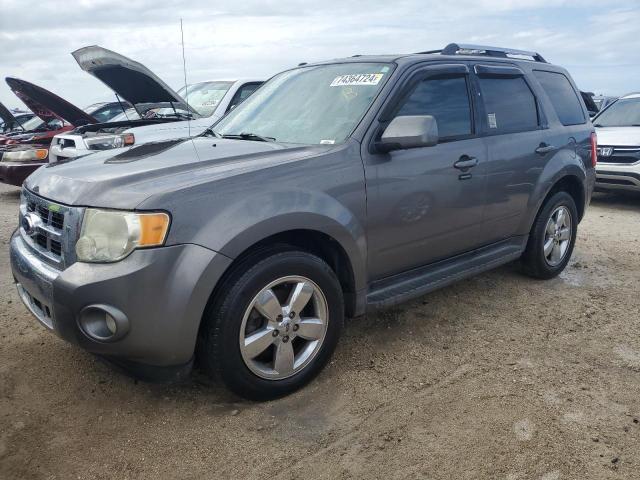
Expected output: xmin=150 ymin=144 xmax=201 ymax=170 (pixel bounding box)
xmin=1 ymin=182 xmax=639 ymax=480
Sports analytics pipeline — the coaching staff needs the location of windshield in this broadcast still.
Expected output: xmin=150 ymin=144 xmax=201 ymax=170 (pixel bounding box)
xmin=178 ymin=81 xmax=233 ymax=117
xmin=108 ymin=108 xmax=142 ymax=122
xmin=214 ymin=63 xmax=391 ymax=145
xmin=594 ymin=97 xmax=640 ymax=127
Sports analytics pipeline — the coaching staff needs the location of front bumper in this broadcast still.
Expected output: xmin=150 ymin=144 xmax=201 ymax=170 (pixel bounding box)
xmin=0 ymin=161 xmax=44 ymax=186
xmin=596 ymin=158 xmax=640 ymax=191
xmin=595 ymin=164 xmax=640 ymax=192
xmin=10 ymin=230 xmax=232 ymax=368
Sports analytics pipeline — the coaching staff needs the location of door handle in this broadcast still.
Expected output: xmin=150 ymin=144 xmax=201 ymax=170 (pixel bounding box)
xmin=453 ymin=155 xmax=478 ymax=171
xmin=535 ymin=143 xmax=556 ymax=155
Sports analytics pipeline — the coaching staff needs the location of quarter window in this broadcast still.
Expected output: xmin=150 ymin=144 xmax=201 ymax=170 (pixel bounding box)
xmin=478 ymin=76 xmax=539 ymax=133
xmin=396 ymin=76 xmax=472 ymax=139
xmin=534 ymin=70 xmax=585 ymax=126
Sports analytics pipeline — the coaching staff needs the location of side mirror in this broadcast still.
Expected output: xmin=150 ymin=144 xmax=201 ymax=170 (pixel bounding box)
xmin=377 ymin=115 xmax=438 ymax=152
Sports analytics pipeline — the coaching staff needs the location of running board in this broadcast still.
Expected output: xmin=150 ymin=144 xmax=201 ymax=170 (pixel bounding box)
xmin=366 ymin=236 xmax=528 ymax=311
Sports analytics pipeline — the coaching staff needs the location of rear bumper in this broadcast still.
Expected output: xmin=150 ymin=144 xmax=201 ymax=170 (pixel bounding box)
xmin=10 ymin=230 xmax=232 ymax=368
xmin=0 ymin=161 xmax=43 ymax=186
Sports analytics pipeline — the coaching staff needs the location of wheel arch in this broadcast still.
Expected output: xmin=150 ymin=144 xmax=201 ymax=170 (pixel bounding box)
xmin=206 ymin=225 xmax=365 ymax=323
xmin=520 ymin=166 xmax=587 ymax=235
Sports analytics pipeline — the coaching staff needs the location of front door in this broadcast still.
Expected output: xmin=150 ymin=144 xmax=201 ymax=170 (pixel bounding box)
xmin=363 ymin=65 xmax=488 ymax=280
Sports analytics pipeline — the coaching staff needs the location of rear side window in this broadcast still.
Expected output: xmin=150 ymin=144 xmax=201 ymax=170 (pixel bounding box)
xmin=396 ymin=76 xmax=472 ymax=139
xmin=478 ymin=76 xmax=538 ymax=134
xmin=534 ymin=70 xmax=585 ymax=126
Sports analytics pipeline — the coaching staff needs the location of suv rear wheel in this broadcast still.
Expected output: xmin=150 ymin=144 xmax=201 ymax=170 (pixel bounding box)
xmin=197 ymin=248 xmax=344 ymax=400
xmin=520 ymin=191 xmax=578 ymax=279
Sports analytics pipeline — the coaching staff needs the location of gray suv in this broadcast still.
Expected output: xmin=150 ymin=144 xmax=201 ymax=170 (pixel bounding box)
xmin=10 ymin=44 xmax=596 ymax=400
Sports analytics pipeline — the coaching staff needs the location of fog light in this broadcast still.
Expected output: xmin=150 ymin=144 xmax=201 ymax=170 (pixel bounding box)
xmin=78 ymin=305 xmax=129 ymax=342
xmin=105 ymin=313 xmax=117 ymax=335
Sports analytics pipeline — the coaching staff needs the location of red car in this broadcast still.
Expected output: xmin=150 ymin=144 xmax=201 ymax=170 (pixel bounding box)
xmin=0 ymin=77 xmax=97 ymax=186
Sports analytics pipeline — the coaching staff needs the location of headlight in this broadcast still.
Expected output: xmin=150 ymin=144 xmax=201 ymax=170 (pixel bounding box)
xmin=84 ymin=133 xmax=135 ymax=151
xmin=75 ymin=209 xmax=170 ymax=263
xmin=1 ymin=148 xmax=48 ymax=162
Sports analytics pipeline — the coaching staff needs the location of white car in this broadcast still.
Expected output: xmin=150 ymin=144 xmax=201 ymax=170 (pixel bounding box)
xmin=50 ymin=45 xmax=262 ymax=162
xmin=593 ymin=93 xmax=640 ymax=193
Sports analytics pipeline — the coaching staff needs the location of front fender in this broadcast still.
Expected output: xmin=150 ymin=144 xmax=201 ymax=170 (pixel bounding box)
xmin=174 ymin=187 xmax=367 ymax=293
xmin=166 ymin=188 xmax=367 ymax=290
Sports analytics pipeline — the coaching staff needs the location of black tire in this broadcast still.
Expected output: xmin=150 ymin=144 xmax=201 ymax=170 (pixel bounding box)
xmin=520 ymin=191 xmax=578 ymax=279
xmin=197 ymin=246 xmax=344 ymax=400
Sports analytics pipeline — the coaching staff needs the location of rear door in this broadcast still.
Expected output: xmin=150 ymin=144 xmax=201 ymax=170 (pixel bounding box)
xmin=363 ymin=63 xmax=489 ymax=280
xmin=472 ymin=64 xmax=545 ymax=243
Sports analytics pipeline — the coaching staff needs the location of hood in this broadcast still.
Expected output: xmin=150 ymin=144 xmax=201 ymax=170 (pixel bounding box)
xmin=0 ymin=101 xmax=22 ymax=130
xmin=72 ymin=45 xmax=196 ymax=116
xmin=595 ymin=127 xmax=640 ymax=147
xmin=5 ymin=77 xmax=97 ymax=126
xmin=25 ymin=136 xmax=327 ymax=208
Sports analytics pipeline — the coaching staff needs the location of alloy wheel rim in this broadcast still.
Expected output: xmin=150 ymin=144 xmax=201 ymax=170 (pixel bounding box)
xmin=239 ymin=276 xmax=329 ymax=380
xmin=543 ymin=206 xmax=572 ymax=267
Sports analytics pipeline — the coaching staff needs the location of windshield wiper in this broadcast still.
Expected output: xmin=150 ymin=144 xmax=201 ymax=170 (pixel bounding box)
xmin=221 ymin=132 xmax=276 ymax=142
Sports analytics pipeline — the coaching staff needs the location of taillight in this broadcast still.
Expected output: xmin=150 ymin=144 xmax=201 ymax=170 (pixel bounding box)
xmin=590 ymin=132 xmax=597 ymax=167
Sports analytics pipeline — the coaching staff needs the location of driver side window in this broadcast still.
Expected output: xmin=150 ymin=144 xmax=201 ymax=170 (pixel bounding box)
xmin=395 ymin=76 xmax=473 ymax=140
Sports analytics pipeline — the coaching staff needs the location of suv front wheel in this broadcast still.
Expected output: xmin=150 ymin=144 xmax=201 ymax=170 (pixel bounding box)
xmin=197 ymin=248 xmax=344 ymax=400
xmin=520 ymin=191 xmax=578 ymax=279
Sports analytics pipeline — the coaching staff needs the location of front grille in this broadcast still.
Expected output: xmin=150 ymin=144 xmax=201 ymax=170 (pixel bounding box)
xmin=598 ymin=146 xmax=640 ymax=165
xmin=51 ymin=212 xmax=64 ymax=229
xmin=19 ymin=188 xmax=84 ymax=269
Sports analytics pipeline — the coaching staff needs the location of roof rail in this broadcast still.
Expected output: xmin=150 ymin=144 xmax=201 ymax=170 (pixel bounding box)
xmin=419 ymin=43 xmax=547 ymax=63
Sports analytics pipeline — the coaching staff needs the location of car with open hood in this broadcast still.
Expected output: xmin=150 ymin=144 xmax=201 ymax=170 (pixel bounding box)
xmin=49 ymin=46 xmax=263 ymax=162
xmin=593 ymin=93 xmax=640 ymax=192
xmin=10 ymin=43 xmax=595 ymax=400
xmin=0 ymin=78 xmax=126 ymax=186
xmin=0 ymin=103 xmax=34 ymax=134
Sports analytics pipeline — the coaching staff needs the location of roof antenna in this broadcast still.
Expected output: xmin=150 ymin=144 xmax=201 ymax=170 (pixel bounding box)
xmin=180 ymin=18 xmax=191 ymax=138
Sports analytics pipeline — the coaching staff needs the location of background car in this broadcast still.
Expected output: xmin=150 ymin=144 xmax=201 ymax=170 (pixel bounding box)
xmin=0 ymin=78 xmax=126 ymax=186
xmin=49 ymin=45 xmax=263 ymax=163
xmin=0 ymin=103 xmax=34 ymax=133
xmin=593 ymin=95 xmax=618 ymax=113
xmin=593 ymin=92 xmax=640 ymax=192
xmin=580 ymin=91 xmax=599 ymax=118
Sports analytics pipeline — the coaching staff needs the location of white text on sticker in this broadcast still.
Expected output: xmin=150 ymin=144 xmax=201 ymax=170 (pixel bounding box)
xmin=330 ymin=74 xmax=383 ymax=87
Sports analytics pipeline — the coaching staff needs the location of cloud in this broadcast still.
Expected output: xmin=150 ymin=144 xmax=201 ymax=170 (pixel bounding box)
xmin=0 ymin=0 xmax=638 ymax=109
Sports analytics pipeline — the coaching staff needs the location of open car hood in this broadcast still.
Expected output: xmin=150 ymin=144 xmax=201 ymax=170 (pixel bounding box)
xmin=5 ymin=77 xmax=97 ymax=127
xmin=72 ymin=45 xmax=197 ymax=116
xmin=0 ymin=101 xmax=21 ymax=129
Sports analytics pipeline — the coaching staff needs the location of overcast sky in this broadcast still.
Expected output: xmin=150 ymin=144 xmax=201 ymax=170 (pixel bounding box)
xmin=1 ymin=0 xmax=639 ymax=110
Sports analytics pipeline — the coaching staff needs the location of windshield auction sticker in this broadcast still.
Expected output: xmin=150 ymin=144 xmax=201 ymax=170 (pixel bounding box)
xmin=330 ymin=73 xmax=384 ymax=87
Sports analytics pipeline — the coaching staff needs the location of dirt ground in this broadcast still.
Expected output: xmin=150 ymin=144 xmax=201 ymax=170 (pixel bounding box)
xmin=1 ymin=182 xmax=639 ymax=480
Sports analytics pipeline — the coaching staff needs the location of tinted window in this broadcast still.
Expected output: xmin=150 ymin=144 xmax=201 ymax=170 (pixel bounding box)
xmin=227 ymin=82 xmax=263 ymax=113
xmin=478 ymin=76 xmax=538 ymax=133
xmin=396 ymin=76 xmax=472 ymax=138
xmin=534 ymin=71 xmax=585 ymax=125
